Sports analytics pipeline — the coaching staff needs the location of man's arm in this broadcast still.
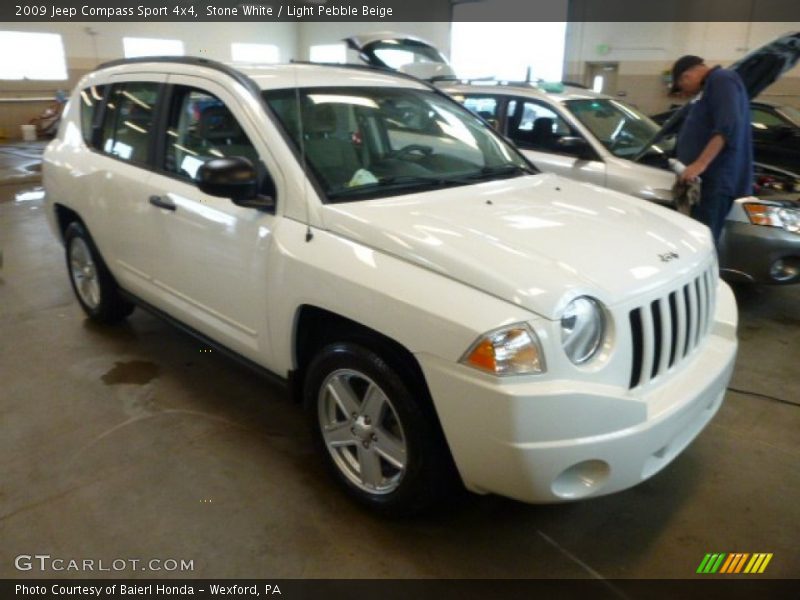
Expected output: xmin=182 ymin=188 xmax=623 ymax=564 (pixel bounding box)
xmin=679 ymin=133 xmax=726 ymax=182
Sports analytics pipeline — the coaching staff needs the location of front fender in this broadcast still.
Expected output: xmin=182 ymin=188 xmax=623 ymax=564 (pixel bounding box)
xmin=265 ymin=219 xmax=540 ymax=376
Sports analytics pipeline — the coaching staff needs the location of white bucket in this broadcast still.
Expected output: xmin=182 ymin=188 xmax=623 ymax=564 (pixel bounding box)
xmin=20 ymin=124 xmax=36 ymax=142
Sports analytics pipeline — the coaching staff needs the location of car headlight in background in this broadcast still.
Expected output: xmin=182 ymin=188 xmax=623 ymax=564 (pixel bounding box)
xmin=561 ymin=296 xmax=605 ymax=365
xmin=461 ymin=324 xmax=544 ymax=376
xmin=744 ymin=203 xmax=800 ymax=233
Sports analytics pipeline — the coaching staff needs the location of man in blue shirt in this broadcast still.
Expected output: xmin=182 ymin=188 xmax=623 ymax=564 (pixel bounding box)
xmin=671 ymin=55 xmax=753 ymax=246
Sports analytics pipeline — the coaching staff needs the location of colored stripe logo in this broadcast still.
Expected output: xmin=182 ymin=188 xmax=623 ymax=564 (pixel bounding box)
xmin=697 ymin=553 xmax=773 ymax=574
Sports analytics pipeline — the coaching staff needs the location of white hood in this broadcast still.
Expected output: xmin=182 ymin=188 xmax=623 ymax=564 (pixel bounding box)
xmin=321 ymin=174 xmax=713 ymax=319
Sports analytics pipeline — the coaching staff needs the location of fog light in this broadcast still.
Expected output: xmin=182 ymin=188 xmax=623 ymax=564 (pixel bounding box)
xmin=769 ymin=258 xmax=800 ymax=283
xmin=551 ymin=460 xmax=610 ymax=499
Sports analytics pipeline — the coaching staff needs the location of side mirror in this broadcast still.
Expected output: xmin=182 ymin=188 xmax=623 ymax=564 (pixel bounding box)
xmin=557 ymin=136 xmax=595 ymax=160
xmin=196 ymin=157 xmax=274 ymax=210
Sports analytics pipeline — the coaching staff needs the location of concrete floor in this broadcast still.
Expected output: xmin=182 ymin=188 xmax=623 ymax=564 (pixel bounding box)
xmin=1 ymin=142 xmax=799 ymax=580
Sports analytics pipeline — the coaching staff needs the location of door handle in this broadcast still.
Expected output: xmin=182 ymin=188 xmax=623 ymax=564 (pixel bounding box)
xmin=149 ymin=195 xmax=176 ymax=211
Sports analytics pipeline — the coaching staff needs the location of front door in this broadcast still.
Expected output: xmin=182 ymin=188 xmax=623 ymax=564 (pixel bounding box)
xmin=505 ymin=97 xmax=606 ymax=187
xmin=144 ymin=76 xmax=279 ymax=359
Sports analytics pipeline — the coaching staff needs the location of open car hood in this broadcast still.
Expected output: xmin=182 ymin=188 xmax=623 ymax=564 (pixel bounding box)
xmin=344 ymin=32 xmax=457 ymax=81
xmin=634 ymin=31 xmax=800 ymax=161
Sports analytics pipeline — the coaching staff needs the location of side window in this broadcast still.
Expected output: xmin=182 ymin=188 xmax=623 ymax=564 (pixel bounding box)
xmin=506 ymin=99 xmax=574 ymax=153
xmin=100 ymin=82 xmax=159 ymax=164
xmin=462 ymin=96 xmax=500 ymax=130
xmin=164 ymin=86 xmax=259 ymax=181
xmin=79 ymin=84 xmax=106 ymax=148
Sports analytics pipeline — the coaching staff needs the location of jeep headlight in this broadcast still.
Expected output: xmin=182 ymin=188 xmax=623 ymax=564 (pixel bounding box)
xmin=744 ymin=202 xmax=800 ymax=233
xmin=561 ymin=296 xmax=605 ymax=365
xmin=461 ymin=324 xmax=544 ymax=376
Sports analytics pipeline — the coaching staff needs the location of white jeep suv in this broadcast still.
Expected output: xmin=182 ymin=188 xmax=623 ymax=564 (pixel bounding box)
xmin=43 ymin=57 xmax=737 ymax=515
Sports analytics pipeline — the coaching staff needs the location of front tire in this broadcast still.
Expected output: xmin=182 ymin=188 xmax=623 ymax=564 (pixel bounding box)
xmin=304 ymin=342 xmax=454 ymax=516
xmin=64 ymin=221 xmax=134 ymax=324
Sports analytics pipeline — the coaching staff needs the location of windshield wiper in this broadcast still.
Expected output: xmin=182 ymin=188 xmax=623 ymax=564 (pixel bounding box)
xmin=326 ymin=175 xmax=466 ymax=200
xmin=465 ymin=164 xmax=536 ymax=180
xmin=326 ymin=166 xmax=536 ymax=201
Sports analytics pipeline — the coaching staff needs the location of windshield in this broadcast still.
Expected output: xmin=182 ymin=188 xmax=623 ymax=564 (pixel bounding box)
xmin=264 ymin=86 xmax=533 ymax=202
xmin=565 ymin=98 xmax=675 ymax=159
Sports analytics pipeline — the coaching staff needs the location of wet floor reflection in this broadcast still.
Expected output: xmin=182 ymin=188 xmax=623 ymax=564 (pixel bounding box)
xmin=14 ymin=186 xmax=45 ymax=202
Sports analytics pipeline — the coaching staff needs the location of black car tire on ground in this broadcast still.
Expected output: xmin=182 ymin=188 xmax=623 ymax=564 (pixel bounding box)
xmin=304 ymin=341 xmax=457 ymax=516
xmin=64 ymin=221 xmax=135 ymax=324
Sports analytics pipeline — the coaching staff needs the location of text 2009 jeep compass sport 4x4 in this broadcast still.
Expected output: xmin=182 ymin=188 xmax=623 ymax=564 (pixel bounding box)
xmin=43 ymin=57 xmax=738 ymax=515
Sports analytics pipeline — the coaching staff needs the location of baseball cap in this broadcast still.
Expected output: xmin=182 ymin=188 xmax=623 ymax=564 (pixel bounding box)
xmin=670 ymin=55 xmax=704 ymax=93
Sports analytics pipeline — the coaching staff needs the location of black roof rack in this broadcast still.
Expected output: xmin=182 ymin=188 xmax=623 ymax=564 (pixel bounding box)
xmin=92 ymin=55 xmax=466 ymax=127
xmin=94 ymin=56 xmax=443 ymax=97
xmin=97 ymin=55 xmax=230 ymax=71
xmin=95 ymin=55 xmax=263 ymax=98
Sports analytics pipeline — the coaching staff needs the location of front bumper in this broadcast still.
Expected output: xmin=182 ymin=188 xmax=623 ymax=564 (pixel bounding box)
xmin=418 ymin=283 xmax=738 ymax=504
xmin=719 ymin=220 xmax=800 ymax=284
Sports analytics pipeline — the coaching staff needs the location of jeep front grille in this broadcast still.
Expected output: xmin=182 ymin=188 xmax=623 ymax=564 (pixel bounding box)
xmin=628 ymin=266 xmax=717 ymax=389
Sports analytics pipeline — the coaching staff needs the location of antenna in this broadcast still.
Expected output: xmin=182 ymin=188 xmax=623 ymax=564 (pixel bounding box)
xmin=292 ymin=65 xmax=313 ymax=242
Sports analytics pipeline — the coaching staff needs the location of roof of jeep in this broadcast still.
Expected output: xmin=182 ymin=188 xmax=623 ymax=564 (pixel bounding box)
xmin=239 ymin=62 xmax=431 ymax=90
xmin=441 ymin=81 xmax=611 ymax=104
xmin=92 ymin=57 xmax=430 ymax=91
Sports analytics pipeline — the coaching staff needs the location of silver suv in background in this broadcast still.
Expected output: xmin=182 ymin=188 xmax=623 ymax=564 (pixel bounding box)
xmin=348 ymin=33 xmax=800 ymax=285
xmin=446 ymin=82 xmax=800 ymax=285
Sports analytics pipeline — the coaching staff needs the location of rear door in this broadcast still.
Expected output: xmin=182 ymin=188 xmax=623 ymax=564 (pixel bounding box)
xmin=90 ymin=76 xmax=166 ymax=295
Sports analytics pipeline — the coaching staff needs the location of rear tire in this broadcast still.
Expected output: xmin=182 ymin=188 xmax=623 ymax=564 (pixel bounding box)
xmin=304 ymin=341 xmax=455 ymax=516
xmin=64 ymin=221 xmax=134 ymax=324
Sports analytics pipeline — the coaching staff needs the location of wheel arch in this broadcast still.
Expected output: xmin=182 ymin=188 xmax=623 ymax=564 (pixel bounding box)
xmin=293 ymin=305 xmax=432 ymax=402
xmin=291 ymin=305 xmax=453 ymax=448
xmin=53 ymin=203 xmax=85 ymax=242
xmin=61 ymin=216 xmax=134 ymax=324
xmin=294 ymin=304 xmax=462 ymax=512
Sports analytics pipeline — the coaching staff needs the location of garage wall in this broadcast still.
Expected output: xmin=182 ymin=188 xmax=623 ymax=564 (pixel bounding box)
xmin=565 ymin=21 xmax=800 ymax=114
xmin=0 ymin=20 xmax=449 ymax=140
xmin=3 ymin=19 xmax=799 ymax=139
xmin=0 ymin=21 xmax=298 ymax=139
